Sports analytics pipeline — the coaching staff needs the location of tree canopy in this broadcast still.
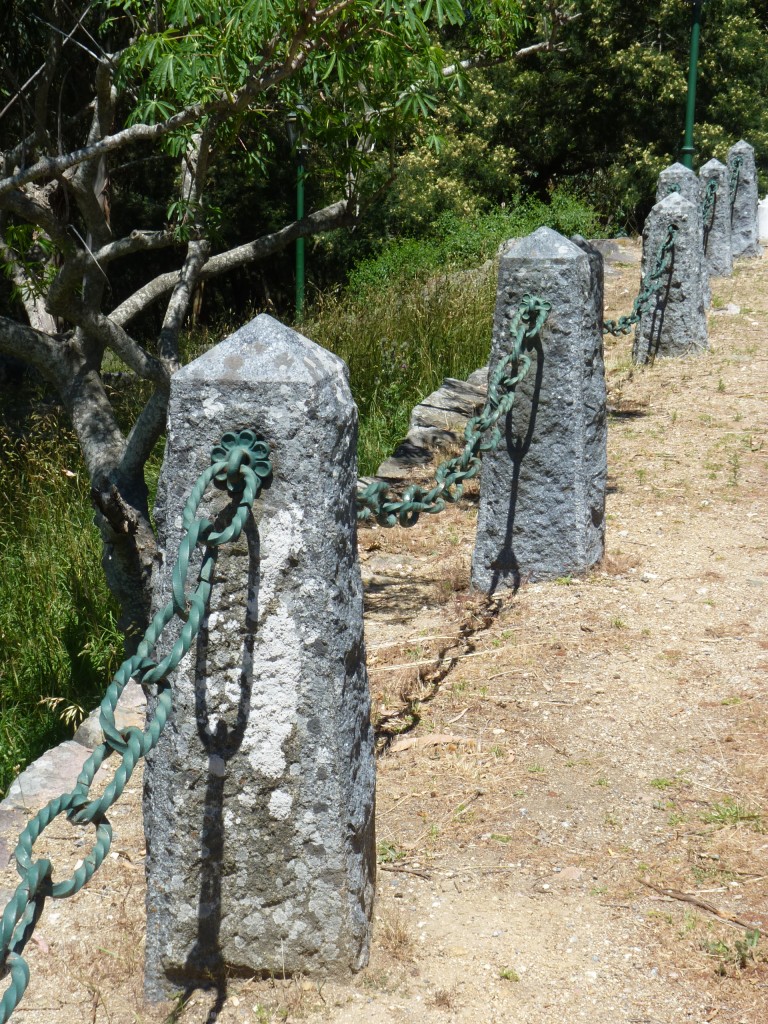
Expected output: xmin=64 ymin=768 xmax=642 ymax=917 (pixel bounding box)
xmin=0 ymin=0 xmax=533 ymax=643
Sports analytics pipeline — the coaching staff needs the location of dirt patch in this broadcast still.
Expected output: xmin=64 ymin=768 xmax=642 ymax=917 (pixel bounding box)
xmin=2 ymin=245 xmax=767 ymax=1023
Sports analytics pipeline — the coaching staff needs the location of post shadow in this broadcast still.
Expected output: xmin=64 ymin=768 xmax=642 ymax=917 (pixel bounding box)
xmin=169 ymin=512 xmax=260 ymax=1020
xmin=643 ymin=248 xmax=675 ymax=366
xmin=487 ymin=335 xmax=544 ymax=594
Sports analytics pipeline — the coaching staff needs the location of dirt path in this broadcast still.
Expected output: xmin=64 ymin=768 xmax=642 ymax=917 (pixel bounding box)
xmin=2 ymin=246 xmax=767 ymax=1024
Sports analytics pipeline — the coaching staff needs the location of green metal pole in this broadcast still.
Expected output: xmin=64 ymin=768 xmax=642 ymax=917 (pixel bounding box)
xmin=680 ymin=0 xmax=705 ymax=170
xmin=296 ymin=157 xmax=305 ymax=321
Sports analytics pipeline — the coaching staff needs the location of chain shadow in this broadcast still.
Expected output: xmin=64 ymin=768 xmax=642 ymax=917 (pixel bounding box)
xmin=167 ymin=510 xmax=259 ymax=1023
xmin=645 ymin=248 xmax=675 ymax=365
xmin=487 ymin=334 xmax=544 ymax=594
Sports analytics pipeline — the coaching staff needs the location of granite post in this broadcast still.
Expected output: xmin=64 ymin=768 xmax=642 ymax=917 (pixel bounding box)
xmin=633 ymin=192 xmax=708 ymax=365
xmin=728 ymin=140 xmax=761 ymax=258
xmin=699 ymin=158 xmax=732 ymax=278
xmin=656 ymin=161 xmax=709 ymax=306
xmin=143 ymin=314 xmax=375 ymax=998
xmin=470 ymin=228 xmax=607 ymax=591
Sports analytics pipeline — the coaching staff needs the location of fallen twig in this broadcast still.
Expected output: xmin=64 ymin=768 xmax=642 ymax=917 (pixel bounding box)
xmin=379 ymin=863 xmax=431 ymax=880
xmin=642 ymin=878 xmax=764 ymax=934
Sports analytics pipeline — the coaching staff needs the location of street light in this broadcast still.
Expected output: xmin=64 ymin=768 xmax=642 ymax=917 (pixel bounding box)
xmin=680 ymin=0 xmax=706 ymax=170
xmin=286 ymin=112 xmax=310 ymax=321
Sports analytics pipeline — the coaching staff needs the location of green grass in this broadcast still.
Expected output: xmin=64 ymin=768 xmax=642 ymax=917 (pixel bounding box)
xmin=0 ymin=402 xmax=122 ymax=795
xmin=702 ymin=798 xmax=763 ymax=831
xmin=306 ymin=267 xmax=496 ymax=474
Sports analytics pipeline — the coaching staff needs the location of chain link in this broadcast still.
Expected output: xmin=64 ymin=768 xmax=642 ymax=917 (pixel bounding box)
xmin=356 ymin=294 xmax=551 ymax=529
xmin=702 ymin=176 xmax=718 ymax=227
xmin=602 ymin=222 xmax=678 ymax=336
xmin=729 ymin=154 xmax=744 ymax=208
xmin=0 ymin=429 xmax=271 ymax=1023
xmin=702 ymin=176 xmax=718 ymax=251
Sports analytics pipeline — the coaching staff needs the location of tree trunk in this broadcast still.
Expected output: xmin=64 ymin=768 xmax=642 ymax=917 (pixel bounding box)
xmin=91 ymin=470 xmax=158 ymax=654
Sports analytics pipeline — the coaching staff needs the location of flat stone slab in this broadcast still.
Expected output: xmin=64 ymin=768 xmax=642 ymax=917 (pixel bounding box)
xmin=587 ymin=239 xmax=641 ymax=265
xmin=1 ymin=741 xmax=91 ymax=815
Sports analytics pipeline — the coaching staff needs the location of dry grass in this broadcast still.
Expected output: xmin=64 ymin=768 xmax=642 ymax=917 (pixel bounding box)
xmin=3 ymin=246 xmax=768 ymax=1022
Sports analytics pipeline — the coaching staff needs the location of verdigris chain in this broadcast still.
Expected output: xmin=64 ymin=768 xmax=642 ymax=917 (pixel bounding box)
xmin=729 ymin=154 xmax=744 ymax=207
xmin=0 ymin=429 xmax=272 ymax=1024
xmin=602 ymin=222 xmax=678 ymax=337
xmin=702 ymin=176 xmax=719 ymax=229
xmin=357 ymin=294 xmax=551 ymax=529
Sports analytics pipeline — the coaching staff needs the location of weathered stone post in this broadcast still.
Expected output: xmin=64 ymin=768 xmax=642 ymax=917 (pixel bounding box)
xmin=727 ymin=140 xmax=761 ymax=259
xmin=470 ymin=228 xmax=607 ymax=591
xmin=144 ymin=314 xmax=375 ymax=998
xmin=656 ymin=161 xmax=709 ymax=306
xmin=633 ymin=192 xmax=708 ymax=365
xmin=699 ymin=158 xmax=732 ymax=278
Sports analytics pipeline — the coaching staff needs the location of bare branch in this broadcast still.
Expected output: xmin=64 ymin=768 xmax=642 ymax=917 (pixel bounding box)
xmin=0 ymin=315 xmax=70 ymax=384
xmin=0 ymin=3 xmax=96 ymax=122
xmin=0 ymin=41 xmax=316 ymax=198
xmin=78 ymin=309 xmax=171 ymax=385
xmin=121 ymin=387 xmax=169 ymax=481
xmin=157 ymin=130 xmax=213 ymax=369
xmin=110 ymin=199 xmax=352 ymax=327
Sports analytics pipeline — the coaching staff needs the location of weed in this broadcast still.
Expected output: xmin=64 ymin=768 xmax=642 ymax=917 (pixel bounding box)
xmin=377 ymin=910 xmax=415 ymax=961
xmin=679 ymin=909 xmax=699 ymax=937
xmin=499 ymin=967 xmax=520 ymax=982
xmin=432 ymin=988 xmax=455 ymax=1009
xmin=555 ymin=575 xmax=574 ymax=586
xmin=728 ymin=450 xmax=741 ymax=486
xmin=378 ymin=840 xmax=407 ymax=863
xmin=528 ymin=763 xmax=546 ymax=774
xmin=611 ymin=617 xmax=627 ymax=629
xmin=703 ymin=798 xmax=763 ymax=830
xmin=650 ymin=778 xmax=676 ymax=790
xmin=717 ymin=378 xmax=726 ymax=393
xmin=593 ymin=776 xmax=610 ymax=787
xmin=721 ymin=696 xmax=741 ymax=706
xmin=702 ymin=930 xmax=760 ymax=975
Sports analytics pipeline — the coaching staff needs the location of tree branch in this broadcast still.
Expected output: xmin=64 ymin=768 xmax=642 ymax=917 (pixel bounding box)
xmin=110 ymin=198 xmax=352 ymax=327
xmin=158 ymin=130 xmax=214 ymax=369
xmin=120 ymin=387 xmax=169 ymax=481
xmin=0 ymin=315 xmax=70 ymax=384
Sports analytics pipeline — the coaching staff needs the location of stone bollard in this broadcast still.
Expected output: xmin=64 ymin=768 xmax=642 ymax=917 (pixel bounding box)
xmin=727 ymin=140 xmax=761 ymax=258
xmin=699 ymin=158 xmax=732 ymax=278
xmin=144 ymin=314 xmax=375 ymax=998
xmin=470 ymin=227 xmax=607 ymax=591
xmin=633 ymin=192 xmax=708 ymax=364
xmin=656 ymin=161 xmax=709 ymax=306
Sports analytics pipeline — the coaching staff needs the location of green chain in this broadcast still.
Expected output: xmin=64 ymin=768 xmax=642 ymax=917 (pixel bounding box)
xmin=602 ymin=222 xmax=678 ymax=337
xmin=0 ymin=429 xmax=272 ymax=1024
xmin=702 ymin=177 xmax=718 ymax=228
xmin=702 ymin=176 xmax=718 ymax=252
xmin=729 ymin=154 xmax=743 ymax=208
xmin=356 ymin=294 xmax=551 ymax=529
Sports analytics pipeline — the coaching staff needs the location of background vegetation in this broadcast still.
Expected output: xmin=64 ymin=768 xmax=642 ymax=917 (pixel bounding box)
xmin=2 ymin=0 xmax=768 ymax=794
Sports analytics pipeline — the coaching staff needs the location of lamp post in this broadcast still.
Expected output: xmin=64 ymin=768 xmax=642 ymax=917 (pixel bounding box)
xmin=286 ymin=112 xmax=310 ymax=321
xmin=680 ymin=0 xmax=706 ymax=170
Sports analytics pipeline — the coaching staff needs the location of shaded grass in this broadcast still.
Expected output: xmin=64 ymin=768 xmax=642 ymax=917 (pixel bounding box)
xmin=0 ymin=402 xmax=122 ymax=795
xmin=306 ymin=269 xmax=496 ymax=474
